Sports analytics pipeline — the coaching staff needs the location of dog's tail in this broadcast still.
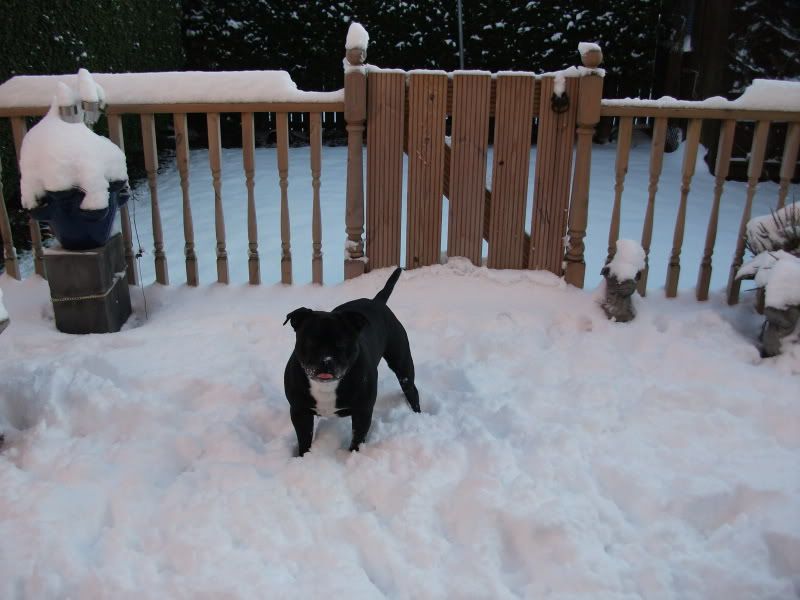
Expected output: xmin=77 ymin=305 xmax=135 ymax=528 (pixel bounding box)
xmin=373 ymin=267 xmax=403 ymax=304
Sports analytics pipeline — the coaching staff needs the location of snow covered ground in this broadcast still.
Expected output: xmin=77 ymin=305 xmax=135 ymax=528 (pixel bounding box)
xmin=1 ymin=133 xmax=799 ymax=598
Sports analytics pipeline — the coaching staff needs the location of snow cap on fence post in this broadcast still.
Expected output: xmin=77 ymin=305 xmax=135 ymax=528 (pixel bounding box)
xmin=343 ymin=21 xmax=368 ymax=279
xmin=345 ymin=22 xmax=369 ymax=67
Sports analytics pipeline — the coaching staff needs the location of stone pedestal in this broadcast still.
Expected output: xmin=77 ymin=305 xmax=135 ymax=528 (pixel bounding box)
xmin=44 ymin=232 xmax=132 ymax=334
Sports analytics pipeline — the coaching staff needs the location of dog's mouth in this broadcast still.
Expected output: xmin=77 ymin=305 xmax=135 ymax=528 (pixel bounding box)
xmin=314 ymin=372 xmax=336 ymax=381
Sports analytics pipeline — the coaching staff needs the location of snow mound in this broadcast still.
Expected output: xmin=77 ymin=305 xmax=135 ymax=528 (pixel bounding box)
xmin=19 ymin=100 xmax=127 ymax=210
xmin=345 ymin=22 xmax=369 ymax=50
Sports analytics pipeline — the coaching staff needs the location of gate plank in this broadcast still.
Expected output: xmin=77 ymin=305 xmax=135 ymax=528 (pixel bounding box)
xmin=406 ymin=72 xmax=447 ymax=269
xmin=488 ymin=73 xmax=535 ymax=269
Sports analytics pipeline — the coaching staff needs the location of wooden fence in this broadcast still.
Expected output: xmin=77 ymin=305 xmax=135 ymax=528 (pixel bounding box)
xmin=0 ymin=27 xmax=798 ymax=306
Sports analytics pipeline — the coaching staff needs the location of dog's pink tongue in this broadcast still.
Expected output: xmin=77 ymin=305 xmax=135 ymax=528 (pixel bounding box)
xmin=317 ymin=373 xmax=334 ymax=380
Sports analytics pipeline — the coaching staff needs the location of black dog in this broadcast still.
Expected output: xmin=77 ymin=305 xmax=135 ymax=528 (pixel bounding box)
xmin=284 ymin=268 xmax=420 ymax=455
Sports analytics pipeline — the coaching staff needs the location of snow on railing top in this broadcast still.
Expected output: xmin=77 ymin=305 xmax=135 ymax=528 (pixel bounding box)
xmin=0 ymin=70 xmax=343 ymax=109
xmin=604 ymin=79 xmax=800 ymax=112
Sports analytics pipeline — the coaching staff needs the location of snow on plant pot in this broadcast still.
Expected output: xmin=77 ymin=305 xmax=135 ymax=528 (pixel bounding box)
xmin=600 ymin=239 xmax=645 ymax=323
xmin=737 ymin=250 xmax=800 ymax=357
xmin=20 ymin=83 xmax=129 ymax=251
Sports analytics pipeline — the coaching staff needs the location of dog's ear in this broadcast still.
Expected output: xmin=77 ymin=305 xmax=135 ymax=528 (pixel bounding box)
xmin=340 ymin=311 xmax=368 ymax=333
xmin=284 ymin=307 xmax=313 ymax=330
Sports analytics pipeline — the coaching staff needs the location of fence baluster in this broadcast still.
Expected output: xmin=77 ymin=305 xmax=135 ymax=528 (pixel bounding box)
xmin=0 ymin=149 xmax=20 ymax=279
xmin=310 ymin=112 xmax=323 ymax=284
xmin=606 ymin=117 xmax=633 ymax=264
xmin=206 ymin=112 xmax=229 ymax=284
xmin=174 ymin=113 xmax=198 ymax=286
xmin=696 ymin=119 xmax=736 ymax=301
xmin=11 ymin=118 xmax=45 ymax=278
xmin=277 ymin=111 xmax=292 ymax=284
xmin=140 ymin=113 xmax=168 ymax=284
xmin=665 ymin=118 xmax=702 ymax=297
xmin=636 ymin=117 xmax=668 ymax=296
xmin=727 ymin=120 xmax=770 ymax=305
xmin=107 ymin=114 xmax=138 ymax=285
xmin=241 ymin=111 xmax=260 ymax=285
xmin=777 ymin=122 xmax=800 ymax=209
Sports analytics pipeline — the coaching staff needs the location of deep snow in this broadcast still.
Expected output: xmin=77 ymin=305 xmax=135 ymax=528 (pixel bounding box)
xmin=0 ymin=261 xmax=799 ymax=598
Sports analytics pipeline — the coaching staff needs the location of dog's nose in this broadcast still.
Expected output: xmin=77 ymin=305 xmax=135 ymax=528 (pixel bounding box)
xmin=321 ymin=357 xmax=335 ymax=372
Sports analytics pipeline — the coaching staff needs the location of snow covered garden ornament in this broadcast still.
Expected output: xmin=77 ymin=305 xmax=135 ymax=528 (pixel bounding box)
xmin=600 ymin=239 xmax=645 ymax=323
xmin=20 ymin=84 xmax=129 ymax=251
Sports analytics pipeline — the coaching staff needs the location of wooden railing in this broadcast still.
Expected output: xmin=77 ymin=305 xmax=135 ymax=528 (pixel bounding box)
xmin=599 ymin=101 xmax=800 ymax=303
xmin=1 ymin=26 xmax=798 ymax=306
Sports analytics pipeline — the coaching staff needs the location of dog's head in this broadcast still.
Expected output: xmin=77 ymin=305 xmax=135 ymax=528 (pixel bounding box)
xmin=284 ymin=308 xmax=367 ymax=382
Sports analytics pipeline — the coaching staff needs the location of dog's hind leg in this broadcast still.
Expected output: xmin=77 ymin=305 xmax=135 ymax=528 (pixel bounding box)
xmin=384 ymin=338 xmax=421 ymax=413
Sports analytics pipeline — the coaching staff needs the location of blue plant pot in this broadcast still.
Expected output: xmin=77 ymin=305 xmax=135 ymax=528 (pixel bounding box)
xmin=30 ymin=180 xmax=130 ymax=251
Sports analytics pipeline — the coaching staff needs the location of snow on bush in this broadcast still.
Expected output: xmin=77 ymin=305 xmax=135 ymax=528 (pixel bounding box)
xmin=739 ymin=250 xmax=800 ymax=310
xmin=745 ymin=202 xmax=800 ymax=255
xmin=20 ymin=98 xmax=127 ymax=210
xmin=605 ymin=239 xmax=645 ymax=280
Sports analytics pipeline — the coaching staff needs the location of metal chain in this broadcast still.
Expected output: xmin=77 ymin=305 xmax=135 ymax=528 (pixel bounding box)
xmin=50 ymin=274 xmax=123 ymax=303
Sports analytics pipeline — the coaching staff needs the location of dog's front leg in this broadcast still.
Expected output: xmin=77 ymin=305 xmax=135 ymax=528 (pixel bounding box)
xmin=349 ymin=407 xmax=374 ymax=452
xmin=290 ymin=406 xmax=314 ymax=456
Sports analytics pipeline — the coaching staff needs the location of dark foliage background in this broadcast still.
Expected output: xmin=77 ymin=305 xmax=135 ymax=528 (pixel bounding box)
xmin=1 ymin=1 xmax=797 ymax=261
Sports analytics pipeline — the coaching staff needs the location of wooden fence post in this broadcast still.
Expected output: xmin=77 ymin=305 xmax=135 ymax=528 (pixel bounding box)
xmin=564 ymin=49 xmax=604 ymax=288
xmin=0 ymin=154 xmax=20 ymax=279
xmin=344 ymin=24 xmax=368 ymax=280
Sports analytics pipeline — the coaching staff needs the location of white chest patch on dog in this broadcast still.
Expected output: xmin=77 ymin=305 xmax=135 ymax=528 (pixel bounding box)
xmin=308 ymin=378 xmax=340 ymax=417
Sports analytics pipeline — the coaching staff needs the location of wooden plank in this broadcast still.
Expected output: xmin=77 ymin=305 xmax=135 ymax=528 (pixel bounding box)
xmin=0 ymin=151 xmax=19 ymax=278
xmin=310 ymin=112 xmax=323 ymax=284
xmin=174 ymin=113 xmax=198 ymax=286
xmin=696 ymin=119 xmax=736 ymax=301
xmin=241 ymin=111 xmax=260 ymax=285
xmin=11 ymin=117 xmax=45 ymax=279
xmin=606 ymin=117 xmax=634 ymax=263
xmin=530 ymin=76 xmax=579 ymax=274
xmin=777 ymin=122 xmax=800 ymax=209
xmin=366 ymin=71 xmax=405 ymax=269
xmin=727 ymin=120 xmax=770 ymax=305
xmin=277 ymin=112 xmax=292 ymax=284
xmin=600 ymin=104 xmax=800 ymax=122
xmin=487 ymin=73 xmax=535 ymax=269
xmin=107 ymin=114 xmax=137 ymax=285
xmin=448 ymin=72 xmax=491 ymax=266
xmin=140 ymin=113 xmax=168 ymax=284
xmin=636 ymin=117 xmax=668 ymax=296
xmin=206 ymin=112 xmax=229 ymax=284
xmin=405 ymin=72 xmax=447 ymax=269
xmin=665 ymin=118 xmax=702 ymax=297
